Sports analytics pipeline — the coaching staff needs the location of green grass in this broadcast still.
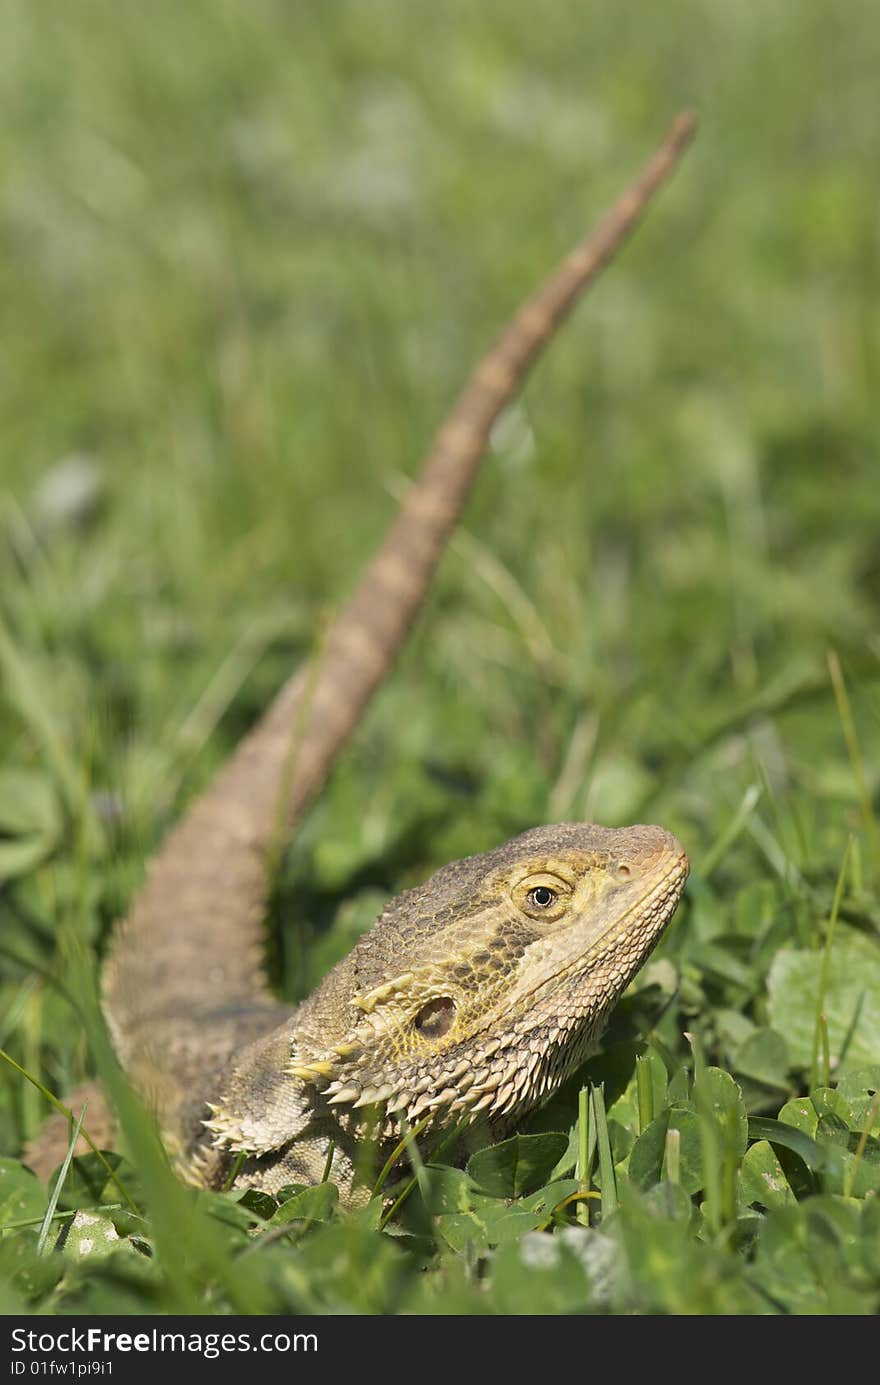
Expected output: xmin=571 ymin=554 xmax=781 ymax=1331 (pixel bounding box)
xmin=1 ymin=0 xmax=880 ymax=1314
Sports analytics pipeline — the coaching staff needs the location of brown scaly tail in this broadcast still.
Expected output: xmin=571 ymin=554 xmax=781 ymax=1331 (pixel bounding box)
xmin=101 ymin=112 xmax=696 ymax=1138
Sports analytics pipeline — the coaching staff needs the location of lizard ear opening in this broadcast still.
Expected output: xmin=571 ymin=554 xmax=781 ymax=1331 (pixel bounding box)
xmin=414 ymin=996 xmax=456 ymax=1039
xmin=613 ymin=861 xmax=638 ymax=881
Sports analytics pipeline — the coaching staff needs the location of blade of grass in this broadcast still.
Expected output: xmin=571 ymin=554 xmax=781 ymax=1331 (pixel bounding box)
xmin=5 ymin=1209 xmax=77 ymax=1232
xmin=378 ymin=1118 xmax=469 ymax=1229
xmin=36 ymin=1104 xmax=86 ymax=1255
xmin=591 ymin=1082 xmax=617 ymax=1217
xmin=687 ymin=1032 xmax=738 ymax=1236
xmin=576 ymin=1084 xmax=595 ymax=1226
xmin=849 ymin=836 xmax=863 ymax=898
xmin=221 ymin=1150 xmax=247 ymax=1192
xmin=371 ymin=1110 xmax=434 ymax=1200
xmin=664 ymin=1127 xmax=681 ymax=1184
xmin=636 ymin=1053 xmax=655 ymax=1135
xmin=719 ymin=1107 xmax=740 ymax=1229
xmin=810 ymin=838 xmax=851 ymax=1090
xmin=398 ymin=1111 xmax=429 ymax=1204
xmin=828 ymin=650 xmax=878 ymax=874
xmin=538 ymin=1189 xmax=601 ymax=1231
xmin=818 ymin=1014 xmax=831 ymax=1090
xmin=700 ymin=782 xmax=762 ymax=880
xmin=747 ymin=1117 xmax=834 ymax=1174
xmin=843 ymin=1088 xmax=880 ymax=1199
xmin=0 ymin=616 xmax=86 ymax=815
xmin=320 ymin=1138 xmax=336 ymax=1184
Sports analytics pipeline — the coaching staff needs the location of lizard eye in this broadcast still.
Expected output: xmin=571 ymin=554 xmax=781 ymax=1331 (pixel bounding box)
xmin=528 ymin=886 xmax=557 ymax=908
xmin=516 ymin=874 xmax=571 ymax=920
xmin=414 ymin=996 xmax=456 ymax=1039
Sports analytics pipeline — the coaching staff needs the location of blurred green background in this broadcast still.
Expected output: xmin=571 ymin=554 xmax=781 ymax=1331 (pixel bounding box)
xmin=1 ymin=0 xmax=879 ymax=1314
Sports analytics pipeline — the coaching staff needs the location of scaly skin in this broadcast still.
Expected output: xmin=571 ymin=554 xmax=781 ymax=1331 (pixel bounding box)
xmin=193 ymin=824 xmax=689 ymax=1199
xmin=26 ymin=117 xmax=695 ymax=1196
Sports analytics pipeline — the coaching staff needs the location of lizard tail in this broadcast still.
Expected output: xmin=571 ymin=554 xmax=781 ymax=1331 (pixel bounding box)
xmin=101 ymin=113 xmax=696 ymax=1133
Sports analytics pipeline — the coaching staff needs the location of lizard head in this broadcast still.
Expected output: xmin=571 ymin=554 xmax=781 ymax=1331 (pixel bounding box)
xmin=289 ymin=822 xmax=689 ymax=1131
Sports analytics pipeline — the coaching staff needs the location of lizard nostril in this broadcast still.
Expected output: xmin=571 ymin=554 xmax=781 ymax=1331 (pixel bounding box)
xmin=614 ymin=861 xmax=634 ymax=881
xmin=414 ymin=997 xmax=456 ymax=1039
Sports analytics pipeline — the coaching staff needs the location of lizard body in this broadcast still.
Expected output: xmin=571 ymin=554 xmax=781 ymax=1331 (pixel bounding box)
xmin=28 ymin=116 xmax=695 ymax=1201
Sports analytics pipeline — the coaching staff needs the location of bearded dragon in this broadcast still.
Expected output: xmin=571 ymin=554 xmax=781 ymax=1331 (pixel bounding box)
xmin=27 ymin=114 xmax=695 ymax=1202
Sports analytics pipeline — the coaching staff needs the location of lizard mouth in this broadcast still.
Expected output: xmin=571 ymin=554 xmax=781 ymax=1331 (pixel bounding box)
xmin=583 ymin=847 xmax=686 ymax=952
